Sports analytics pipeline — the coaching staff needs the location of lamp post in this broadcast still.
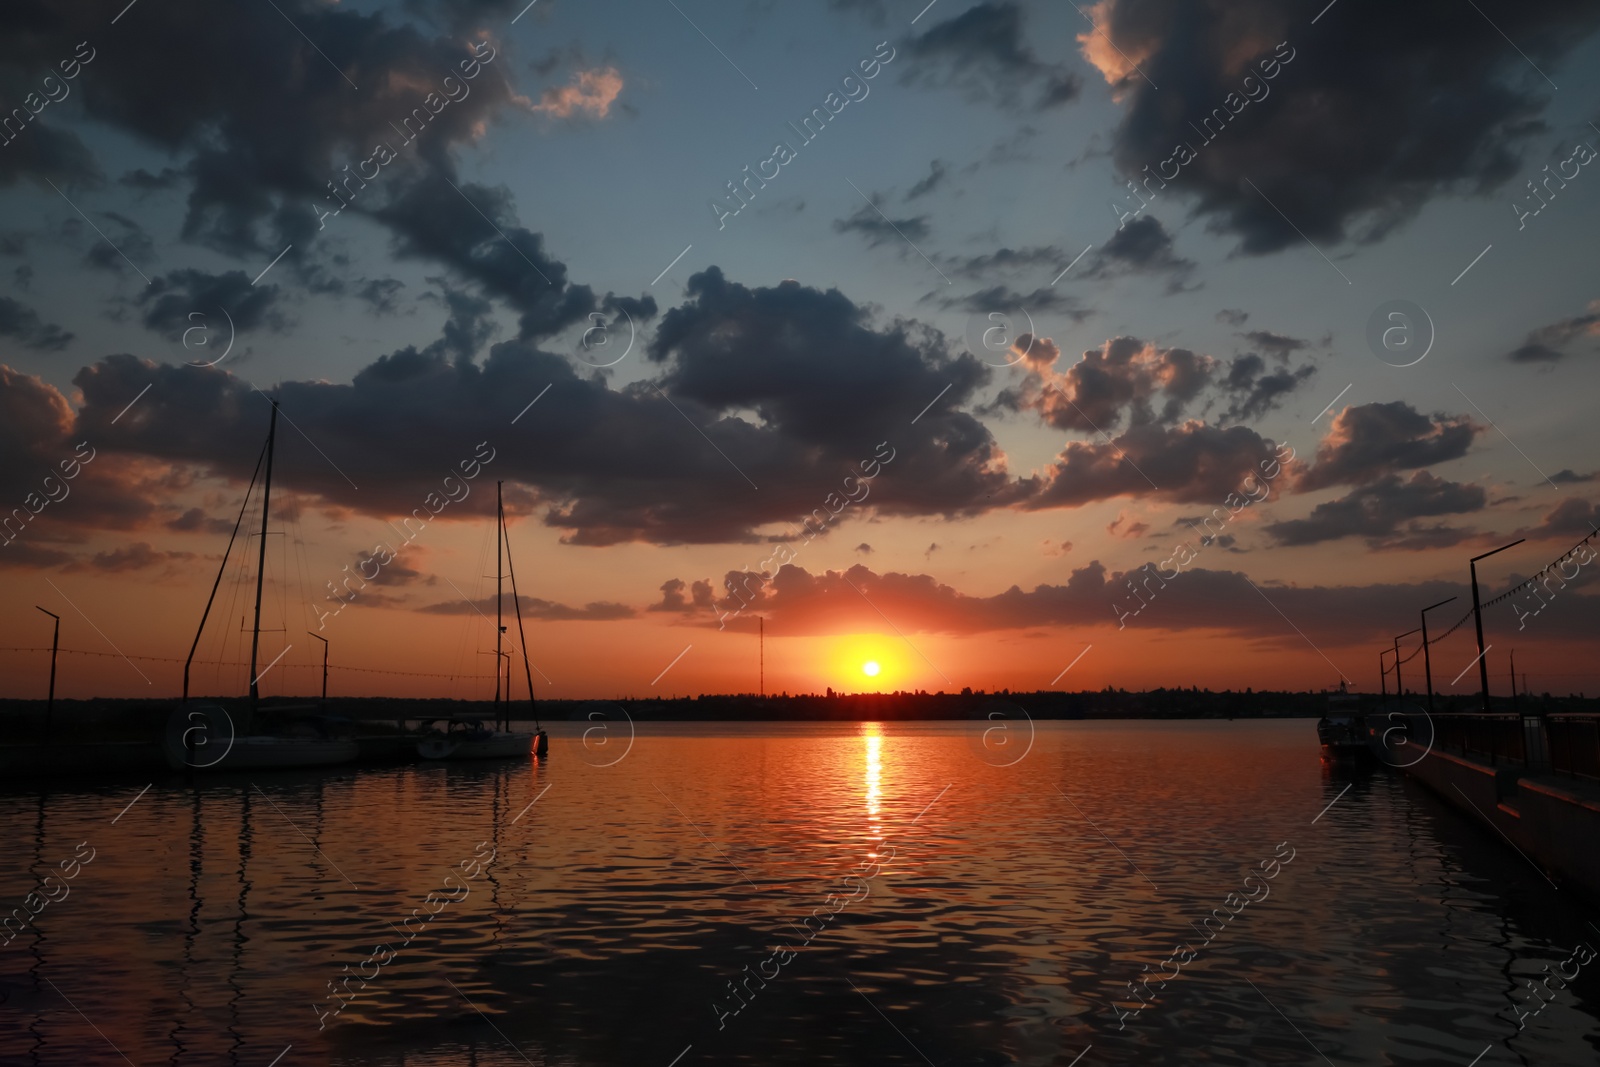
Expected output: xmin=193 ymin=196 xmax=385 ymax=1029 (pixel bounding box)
xmin=307 ymin=631 xmax=328 ymax=707
xmin=35 ymin=606 xmax=59 ymax=737
xmin=1379 ymin=647 xmax=1395 ymax=700
xmin=1470 ymin=539 xmax=1524 ymax=714
xmin=1419 ymin=597 xmax=1457 ymax=716
xmin=1393 ymin=627 xmax=1422 ymax=699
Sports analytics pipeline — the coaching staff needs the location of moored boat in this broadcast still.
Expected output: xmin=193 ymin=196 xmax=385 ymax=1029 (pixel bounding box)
xmin=1317 ymin=681 xmax=1370 ymax=762
xmin=416 ymin=718 xmax=535 ymax=761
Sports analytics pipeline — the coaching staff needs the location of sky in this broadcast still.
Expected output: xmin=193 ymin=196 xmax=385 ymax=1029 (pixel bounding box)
xmin=1 ymin=0 xmax=1598 ymax=702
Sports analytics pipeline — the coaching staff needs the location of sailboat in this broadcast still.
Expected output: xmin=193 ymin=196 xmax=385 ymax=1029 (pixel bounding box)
xmin=417 ymin=480 xmax=547 ymax=761
xmin=165 ymin=399 xmax=358 ymax=771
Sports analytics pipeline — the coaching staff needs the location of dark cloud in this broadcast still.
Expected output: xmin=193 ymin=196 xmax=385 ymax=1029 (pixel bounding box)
xmin=0 ymin=296 xmax=72 ymax=350
xmin=1550 ymin=469 xmax=1598 ymax=485
xmin=1264 ymin=472 xmax=1486 ymax=548
xmin=374 ymin=174 xmax=604 ymax=340
xmin=995 ymin=335 xmax=1217 ymax=434
xmin=1505 ymin=300 xmax=1600 ymax=363
xmin=1514 ymin=497 xmax=1600 ymax=540
xmin=83 ymin=212 xmax=155 ymax=276
xmin=1216 ymin=309 xmax=1249 ymax=327
xmin=48 ymin=267 xmax=1033 ymax=546
xmin=166 ymin=507 xmax=235 ymax=536
xmin=1297 ymin=402 xmax=1479 ymax=491
xmin=1027 ymin=421 xmax=1286 ymax=509
xmin=1218 ymin=352 xmax=1316 ymax=423
xmin=905 ymin=159 xmax=948 ymax=201
xmin=356 ymin=278 xmax=406 ymax=315
xmin=1078 ymin=217 xmax=1195 ymax=292
xmin=648 ymin=578 xmax=719 ymax=614
xmin=927 ymin=284 xmax=1092 ymax=319
xmin=832 ymin=199 xmax=931 ymax=249
xmin=1084 ymin=0 xmax=1600 ymax=253
xmin=942 ymin=245 xmax=1064 ymax=279
xmin=420 ymin=592 xmax=634 ymax=620
xmin=1238 ymin=329 xmax=1308 ymax=363
xmin=645 ymin=561 xmax=1594 ymax=650
xmin=137 ymin=269 xmax=286 ymax=338
xmin=901 ymin=1 xmax=1080 ymax=111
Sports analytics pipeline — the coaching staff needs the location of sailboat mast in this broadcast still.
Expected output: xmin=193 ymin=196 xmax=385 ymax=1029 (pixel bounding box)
xmin=494 ymin=479 xmax=504 ymax=727
xmin=502 ymin=497 xmax=539 ymax=729
xmin=248 ymin=400 xmax=278 ymax=713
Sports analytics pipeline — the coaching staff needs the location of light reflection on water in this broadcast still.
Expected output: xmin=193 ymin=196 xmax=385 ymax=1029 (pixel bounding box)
xmin=1 ymin=719 xmax=1598 ymax=1066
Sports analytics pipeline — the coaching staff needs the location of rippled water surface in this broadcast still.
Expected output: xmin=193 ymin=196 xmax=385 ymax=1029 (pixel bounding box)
xmin=3 ymin=719 xmax=1599 ymax=1066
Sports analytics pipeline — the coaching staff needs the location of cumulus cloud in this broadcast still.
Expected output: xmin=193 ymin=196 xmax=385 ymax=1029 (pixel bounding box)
xmin=1079 ymin=0 xmax=1600 ymax=253
xmin=137 ymin=269 xmax=286 ymax=338
xmin=1264 ymin=471 xmax=1486 ymax=548
xmin=995 ymin=335 xmax=1218 ymax=434
xmin=528 ymin=66 xmax=623 ymax=119
xmin=1297 ymin=402 xmax=1479 ymax=492
xmin=1218 ymin=352 xmax=1316 ymax=423
xmin=1027 ymin=420 xmax=1288 ymax=509
xmin=31 ymin=267 xmax=1033 ymax=547
xmin=0 ymin=297 xmax=73 ymax=351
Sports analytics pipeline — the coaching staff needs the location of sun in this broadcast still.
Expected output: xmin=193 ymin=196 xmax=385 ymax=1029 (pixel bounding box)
xmin=862 ymin=660 xmax=881 ymax=677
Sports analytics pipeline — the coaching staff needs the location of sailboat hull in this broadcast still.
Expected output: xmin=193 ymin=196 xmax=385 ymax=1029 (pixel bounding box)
xmin=417 ymin=733 xmax=534 ymax=760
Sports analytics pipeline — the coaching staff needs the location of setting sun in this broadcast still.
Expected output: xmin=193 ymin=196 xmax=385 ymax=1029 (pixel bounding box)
xmin=862 ymin=661 xmax=881 ymax=677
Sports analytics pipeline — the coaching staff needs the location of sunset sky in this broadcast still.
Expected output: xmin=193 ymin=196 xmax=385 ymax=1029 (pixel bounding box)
xmin=2 ymin=0 xmax=1598 ymax=701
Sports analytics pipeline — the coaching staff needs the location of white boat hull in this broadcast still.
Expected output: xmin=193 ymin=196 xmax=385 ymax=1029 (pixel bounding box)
xmin=417 ymin=732 xmax=534 ymax=761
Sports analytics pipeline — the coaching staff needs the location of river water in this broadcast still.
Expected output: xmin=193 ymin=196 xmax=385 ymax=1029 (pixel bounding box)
xmin=2 ymin=719 xmax=1598 ymax=1066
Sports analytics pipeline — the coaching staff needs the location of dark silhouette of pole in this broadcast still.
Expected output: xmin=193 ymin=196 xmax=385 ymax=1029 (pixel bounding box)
xmin=494 ymin=480 xmax=505 ymax=731
xmin=35 ymin=606 xmax=59 ymax=735
xmin=1380 ymin=647 xmax=1396 ymax=699
xmin=1509 ymin=649 xmax=1518 ymax=712
xmin=1419 ymin=597 xmax=1457 ymax=716
xmin=248 ymin=399 xmax=279 ymax=722
xmin=759 ymin=617 xmax=764 ymax=698
xmin=1393 ymin=627 xmax=1421 ymax=698
xmin=1470 ymin=539 xmax=1523 ymax=714
xmin=308 ymin=631 xmax=328 ymax=706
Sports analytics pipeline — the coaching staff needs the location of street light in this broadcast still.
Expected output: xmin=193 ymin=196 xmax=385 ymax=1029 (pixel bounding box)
xmin=35 ymin=606 xmax=59 ymax=737
xmin=307 ymin=631 xmax=328 ymax=706
xmin=1470 ymin=539 xmax=1524 ymax=714
xmin=1380 ymin=646 xmax=1396 ymax=700
xmin=1419 ymin=596 xmax=1458 ymax=716
xmin=1393 ymin=627 xmax=1422 ymax=699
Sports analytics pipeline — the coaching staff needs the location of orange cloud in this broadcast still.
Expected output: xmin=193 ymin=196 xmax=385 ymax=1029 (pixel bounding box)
xmin=530 ymin=66 xmax=623 ymax=119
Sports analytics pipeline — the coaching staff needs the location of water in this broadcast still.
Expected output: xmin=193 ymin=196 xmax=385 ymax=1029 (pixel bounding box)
xmin=3 ymin=719 xmax=1598 ymax=1066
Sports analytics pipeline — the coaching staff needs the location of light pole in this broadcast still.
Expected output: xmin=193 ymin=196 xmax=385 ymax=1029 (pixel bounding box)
xmin=1393 ymin=627 xmax=1422 ymax=699
xmin=1419 ymin=597 xmax=1457 ymax=716
xmin=35 ymin=606 xmax=59 ymax=737
xmin=1379 ymin=647 xmax=1395 ymax=700
xmin=307 ymin=631 xmax=328 ymax=706
xmin=1470 ymin=539 xmax=1524 ymax=714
